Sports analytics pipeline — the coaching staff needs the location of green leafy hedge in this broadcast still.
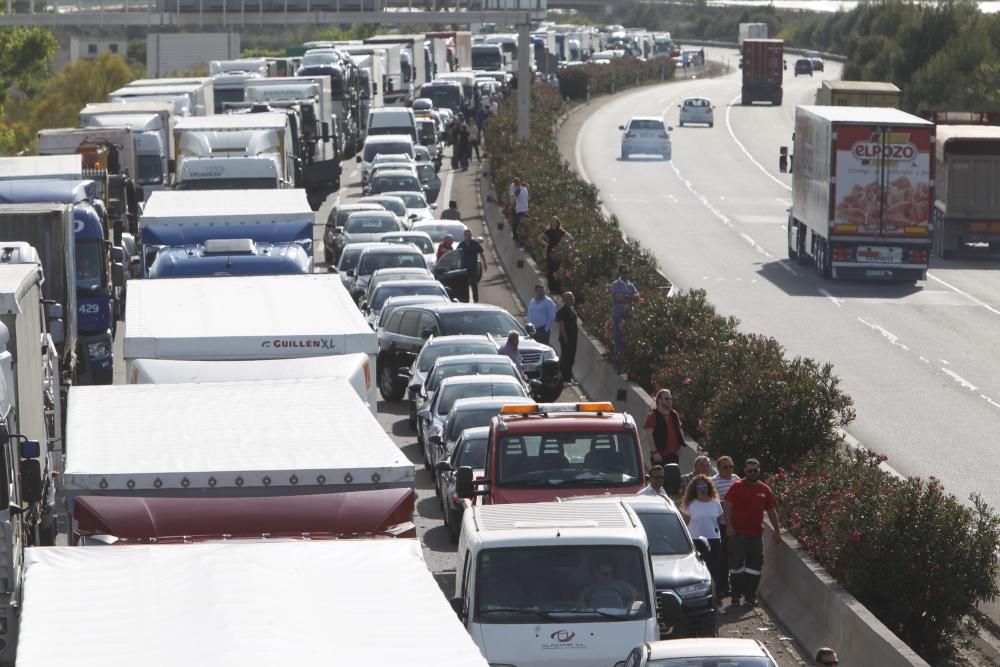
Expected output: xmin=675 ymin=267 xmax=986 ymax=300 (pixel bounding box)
xmin=483 ymin=76 xmax=998 ymax=662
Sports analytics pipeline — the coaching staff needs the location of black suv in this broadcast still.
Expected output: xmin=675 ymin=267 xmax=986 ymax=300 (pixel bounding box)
xmin=377 ymin=302 xmax=562 ymax=402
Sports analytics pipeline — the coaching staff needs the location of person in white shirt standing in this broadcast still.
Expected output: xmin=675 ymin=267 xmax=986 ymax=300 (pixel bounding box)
xmin=636 ymin=465 xmax=672 ymax=501
xmin=680 ymin=475 xmax=725 ymax=614
xmin=512 ymin=178 xmax=529 ymax=246
xmin=711 ymin=455 xmax=740 ymax=599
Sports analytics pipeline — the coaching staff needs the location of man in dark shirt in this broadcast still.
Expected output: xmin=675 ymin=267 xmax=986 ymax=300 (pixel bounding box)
xmin=456 ymin=229 xmax=487 ymax=303
xmin=440 ymin=200 xmax=462 ymax=220
xmin=556 ymin=291 xmax=578 ymax=384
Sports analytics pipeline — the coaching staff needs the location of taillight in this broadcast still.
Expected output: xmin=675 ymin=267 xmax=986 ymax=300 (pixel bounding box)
xmin=832 ymin=246 xmax=851 ymax=262
xmin=909 ymin=249 xmax=928 ymax=264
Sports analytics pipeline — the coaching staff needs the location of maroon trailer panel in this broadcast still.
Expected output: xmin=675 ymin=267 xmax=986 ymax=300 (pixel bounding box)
xmin=73 ymin=488 xmax=417 ymax=543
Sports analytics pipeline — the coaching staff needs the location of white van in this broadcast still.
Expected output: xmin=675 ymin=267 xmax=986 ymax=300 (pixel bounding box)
xmin=358 ymin=133 xmax=416 ymax=183
xmin=127 ymin=353 xmax=376 ymax=413
xmin=367 ymin=107 xmax=418 ymax=142
xmin=454 ymin=500 xmax=658 ymax=667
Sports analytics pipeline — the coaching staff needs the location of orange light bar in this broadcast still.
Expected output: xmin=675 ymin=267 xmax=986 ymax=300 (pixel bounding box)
xmin=576 ymin=402 xmax=614 ymax=412
xmin=501 ymin=404 xmax=540 ymax=414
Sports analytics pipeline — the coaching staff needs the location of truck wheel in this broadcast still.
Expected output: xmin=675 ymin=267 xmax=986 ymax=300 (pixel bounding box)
xmin=815 ymin=238 xmax=832 ymax=279
xmin=378 ymin=356 xmax=404 ymax=401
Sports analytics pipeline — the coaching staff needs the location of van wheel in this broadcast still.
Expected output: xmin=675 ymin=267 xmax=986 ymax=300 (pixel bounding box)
xmin=378 ymin=357 xmax=404 ymax=401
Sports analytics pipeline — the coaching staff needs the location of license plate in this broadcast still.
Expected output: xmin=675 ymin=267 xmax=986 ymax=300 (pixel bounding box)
xmin=856 ymin=246 xmax=902 ymax=263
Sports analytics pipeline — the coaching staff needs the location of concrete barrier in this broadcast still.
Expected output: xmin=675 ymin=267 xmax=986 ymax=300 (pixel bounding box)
xmin=761 ymin=525 xmax=930 ymax=666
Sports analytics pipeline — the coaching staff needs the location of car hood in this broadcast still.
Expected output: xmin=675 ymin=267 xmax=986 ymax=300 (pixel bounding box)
xmin=518 ymin=339 xmax=556 ymax=356
xmin=650 ymin=552 xmax=711 ymax=589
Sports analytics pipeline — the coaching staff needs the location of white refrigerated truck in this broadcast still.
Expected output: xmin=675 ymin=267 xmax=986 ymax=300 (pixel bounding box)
xmin=128 ymin=353 xmax=376 ymax=413
xmin=79 ymin=101 xmax=176 ymax=192
xmin=123 ymin=273 xmax=376 ymax=373
xmin=16 ymin=539 xmax=489 ymax=667
xmin=62 ymin=377 xmax=413 ymax=510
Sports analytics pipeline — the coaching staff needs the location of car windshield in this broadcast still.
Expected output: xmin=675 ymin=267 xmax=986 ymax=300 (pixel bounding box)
xmin=76 ymin=240 xmax=105 ymax=289
xmin=358 ymin=251 xmax=425 ymax=275
xmin=302 ymin=52 xmax=339 ymax=66
xmin=338 ymin=247 xmax=364 ymax=272
xmin=382 ymin=235 xmax=433 ymax=254
xmin=635 ymin=511 xmax=692 ymax=556
xmin=416 ymin=224 xmax=464 ymax=242
xmin=372 ymin=283 xmax=445 ymax=311
xmin=648 ymin=659 xmax=774 ymax=667
xmin=455 ymin=436 xmax=488 ymax=468
xmin=496 ymin=432 xmax=642 ymax=487
xmin=629 ymin=119 xmax=665 ymax=130
xmin=475 ymin=546 xmax=650 ymax=622
xmin=437 ymin=382 xmax=526 ymax=415
xmin=416 ymin=164 xmax=436 ymax=182
xmin=446 ymin=406 xmax=507 ymax=441
xmin=394 ymin=192 xmax=428 ymax=208
xmin=418 ymin=341 xmax=498 ymax=372
xmin=367 ymin=199 xmax=406 ymax=216
xmin=335 ymin=207 xmax=381 ymax=227
xmin=345 ymin=216 xmax=399 ymax=234
xmin=429 ymin=361 xmax=517 ymax=393
xmin=364 ymin=143 xmax=413 ymax=162
xmin=373 ymin=175 xmax=420 ymax=192
xmin=379 ymin=297 xmax=444 ymax=327
xmin=439 ymin=310 xmax=524 ymax=337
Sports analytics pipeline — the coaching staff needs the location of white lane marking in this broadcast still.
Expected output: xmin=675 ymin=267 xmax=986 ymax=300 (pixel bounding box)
xmin=926 ymin=272 xmax=1000 ymax=317
xmin=982 ymin=394 xmax=1000 ymax=410
xmin=725 ymin=94 xmax=791 ymax=192
xmin=819 ymin=288 xmax=842 ymax=307
xmin=919 ymin=356 xmax=930 ymax=364
xmin=941 ymin=359 xmax=950 ymax=365
xmin=438 ymin=163 xmax=455 ymax=210
xmin=942 ymin=368 xmax=977 ymax=391
xmin=856 ymin=317 xmax=909 ymax=350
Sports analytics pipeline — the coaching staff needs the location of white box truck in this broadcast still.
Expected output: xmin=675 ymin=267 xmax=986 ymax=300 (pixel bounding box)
xmin=128 ymin=353 xmax=376 ymax=413
xmin=62 ymin=377 xmax=413 ymax=507
xmin=16 ymin=539 xmax=489 ymax=667
xmin=123 ymin=273 xmax=376 ymax=372
xmin=112 ymin=77 xmax=215 ymax=116
xmin=79 ymin=101 xmax=176 ymax=192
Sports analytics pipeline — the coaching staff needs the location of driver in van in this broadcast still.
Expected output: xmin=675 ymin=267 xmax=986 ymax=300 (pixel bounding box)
xmin=579 ymin=557 xmax=638 ymax=610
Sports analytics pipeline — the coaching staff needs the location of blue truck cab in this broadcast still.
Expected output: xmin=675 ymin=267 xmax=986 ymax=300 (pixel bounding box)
xmin=0 ymin=179 xmax=121 ymax=385
xmin=148 ymin=239 xmax=312 ymax=278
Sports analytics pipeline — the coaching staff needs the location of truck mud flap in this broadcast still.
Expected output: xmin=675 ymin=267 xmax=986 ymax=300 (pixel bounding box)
xmin=302 ymin=158 xmax=343 ymax=191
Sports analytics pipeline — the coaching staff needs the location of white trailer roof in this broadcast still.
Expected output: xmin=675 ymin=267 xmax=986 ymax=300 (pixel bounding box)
xmin=0 ymin=263 xmax=42 ymax=314
xmin=81 ymin=101 xmax=176 ymax=116
xmin=141 ymin=189 xmax=312 ymax=221
xmin=174 ymin=112 xmax=288 ymax=131
xmin=63 ymin=377 xmax=412 ymax=490
xmin=799 ymin=105 xmax=932 ymax=126
xmin=130 ymin=353 xmax=369 ymax=384
xmin=18 ymin=539 xmax=486 ymax=667
xmin=124 ymin=274 xmax=374 ymax=360
xmin=0 ymin=154 xmax=81 ymax=180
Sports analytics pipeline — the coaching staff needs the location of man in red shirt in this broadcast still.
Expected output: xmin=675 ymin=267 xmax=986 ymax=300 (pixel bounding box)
xmin=643 ymin=389 xmax=686 ymax=467
xmin=722 ymin=458 xmax=781 ymax=608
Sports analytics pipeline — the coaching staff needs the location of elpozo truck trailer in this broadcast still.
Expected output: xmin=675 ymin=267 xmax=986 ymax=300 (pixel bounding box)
xmin=16 ymin=540 xmax=488 ymax=667
xmin=786 ymin=106 xmax=934 ymax=280
xmin=123 ymin=273 xmax=376 ymax=374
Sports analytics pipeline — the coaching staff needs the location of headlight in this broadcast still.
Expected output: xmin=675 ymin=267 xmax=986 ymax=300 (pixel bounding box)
xmin=541 ymin=348 xmax=558 ymax=361
xmin=87 ymin=341 xmax=111 ymax=359
xmin=676 ymin=581 xmax=712 ymax=599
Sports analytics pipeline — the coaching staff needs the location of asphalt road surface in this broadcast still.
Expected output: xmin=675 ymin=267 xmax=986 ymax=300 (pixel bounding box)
xmin=565 ymin=50 xmax=1000 ymax=511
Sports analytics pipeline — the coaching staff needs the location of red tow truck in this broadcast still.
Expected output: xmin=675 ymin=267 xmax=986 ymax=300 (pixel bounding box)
xmin=456 ymin=402 xmax=646 ymax=505
xmin=71 ymin=488 xmax=417 ymax=545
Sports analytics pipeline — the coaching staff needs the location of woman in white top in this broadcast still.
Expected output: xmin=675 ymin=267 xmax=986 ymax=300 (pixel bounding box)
xmin=680 ymin=474 xmax=725 ymax=613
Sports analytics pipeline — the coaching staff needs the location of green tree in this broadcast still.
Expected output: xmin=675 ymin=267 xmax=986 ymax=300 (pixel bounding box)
xmin=0 ymin=27 xmax=57 ymax=104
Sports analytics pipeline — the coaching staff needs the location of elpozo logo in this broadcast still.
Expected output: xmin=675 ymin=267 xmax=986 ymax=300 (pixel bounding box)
xmin=550 ymin=630 xmax=575 ymax=643
xmin=851 ymin=132 xmax=917 ymax=165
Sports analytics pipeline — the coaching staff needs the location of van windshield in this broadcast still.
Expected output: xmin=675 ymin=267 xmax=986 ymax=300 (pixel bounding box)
xmin=475 ymin=546 xmax=650 ymax=623
xmin=418 ymin=85 xmax=462 ymax=112
xmin=496 ymin=432 xmax=642 ymax=487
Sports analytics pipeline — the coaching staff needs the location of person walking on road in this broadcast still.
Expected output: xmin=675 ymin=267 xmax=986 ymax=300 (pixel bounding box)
xmin=643 ymin=389 xmax=686 ymax=466
xmin=468 ymin=121 xmax=481 ymax=162
xmin=637 ymin=464 xmax=672 ymax=501
xmin=457 ymin=229 xmax=487 ymax=303
xmin=723 ymin=458 xmax=781 ymax=609
xmin=815 ymin=648 xmax=838 ymax=667
xmin=711 ymin=455 xmax=740 ymax=600
xmin=680 ymin=474 xmax=725 ymax=614
xmin=538 ymin=216 xmax=573 ymax=294
xmin=527 ymin=284 xmax=557 ymax=345
xmin=610 ymin=266 xmax=638 ymax=371
xmin=440 ymin=200 xmax=462 ymax=221
xmin=512 ymin=178 xmax=529 ymax=246
xmin=681 ymin=455 xmax=712 ymax=494
xmin=497 ymin=330 xmax=523 ymax=372
xmin=436 ymin=233 xmax=455 ymax=261
xmin=556 ymin=291 xmax=578 ymax=384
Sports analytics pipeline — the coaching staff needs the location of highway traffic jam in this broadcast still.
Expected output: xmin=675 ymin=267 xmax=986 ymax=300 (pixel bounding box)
xmin=0 ymin=21 xmax=822 ymax=667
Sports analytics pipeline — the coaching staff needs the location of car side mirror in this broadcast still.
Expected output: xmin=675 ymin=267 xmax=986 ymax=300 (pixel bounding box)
xmin=667 ymin=126 xmax=674 ymax=131
xmin=48 ymin=320 xmax=65 ymax=348
xmin=524 ymin=322 xmax=536 ymax=336
xmin=429 ymin=434 xmax=442 ymax=446
xmin=19 ymin=458 xmax=42 ymax=504
xmin=421 ymin=328 xmax=435 ymax=339
xmin=347 ymin=269 xmax=355 ymax=277
xmin=356 ymin=155 xmax=362 ymax=163
xmin=694 ymin=536 xmax=711 ymax=559
xmin=408 ymin=382 xmax=422 ymax=393
xmin=435 ymin=460 xmax=453 ymax=473
xmin=430 ymin=203 xmax=438 ymax=209
xmin=456 ymin=465 xmax=478 ymax=499
xmin=112 ymin=262 xmax=126 ymax=287
xmin=617 ymin=124 xmax=624 ymax=130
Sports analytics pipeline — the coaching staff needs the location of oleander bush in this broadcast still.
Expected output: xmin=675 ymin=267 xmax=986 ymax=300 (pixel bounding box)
xmin=771 ymin=449 xmax=1000 ymax=662
xmin=483 ymin=76 xmax=999 ymax=661
xmin=558 ymin=57 xmax=676 ymax=101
